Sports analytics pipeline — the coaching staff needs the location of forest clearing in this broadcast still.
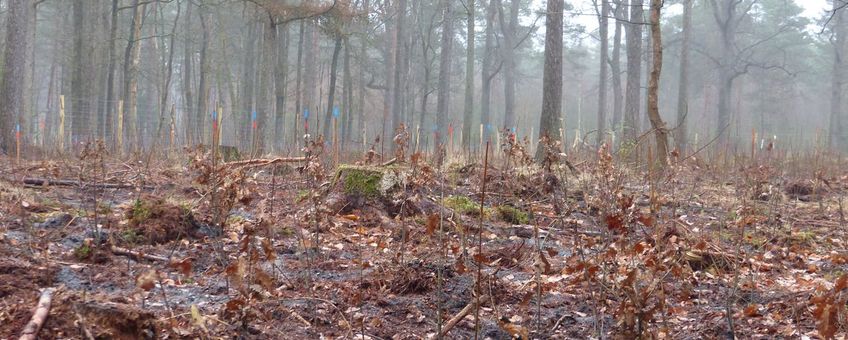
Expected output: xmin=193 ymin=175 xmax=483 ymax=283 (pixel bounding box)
xmin=1 ymin=140 xmax=848 ymax=339
xmin=1 ymin=0 xmax=848 ymax=338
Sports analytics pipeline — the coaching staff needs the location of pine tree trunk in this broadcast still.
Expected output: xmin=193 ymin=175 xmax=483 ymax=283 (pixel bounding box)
xmin=536 ymin=0 xmax=564 ymax=160
xmin=461 ymin=0 xmax=475 ymax=149
xmin=480 ymin=0 xmax=496 ymax=138
xmin=0 ymin=0 xmax=33 ymax=153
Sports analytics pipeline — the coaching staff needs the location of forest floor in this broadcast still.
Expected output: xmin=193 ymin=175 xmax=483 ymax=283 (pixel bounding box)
xmin=0 ymin=143 xmax=847 ymax=339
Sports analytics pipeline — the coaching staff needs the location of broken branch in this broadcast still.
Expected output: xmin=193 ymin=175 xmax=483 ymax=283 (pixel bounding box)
xmin=19 ymin=287 xmax=55 ymax=340
xmin=439 ymin=294 xmax=488 ymax=337
xmin=224 ymin=157 xmax=307 ymax=168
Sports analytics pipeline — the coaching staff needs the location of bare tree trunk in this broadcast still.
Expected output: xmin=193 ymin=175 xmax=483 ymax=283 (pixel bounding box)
xmin=304 ymin=21 xmax=318 ymax=134
xmin=596 ymin=0 xmax=610 ymax=147
xmin=322 ymin=36 xmax=343 ymax=139
xmin=357 ymin=1 xmax=368 ymax=146
xmin=293 ymin=20 xmax=304 ymax=145
xmin=435 ymin=0 xmax=455 ymax=148
xmin=536 ymin=0 xmax=564 ymax=160
xmin=275 ymin=22 xmax=289 ymax=151
xmin=104 ymin=0 xmax=119 ymax=144
xmin=394 ymin=0 xmax=408 ymax=140
xmin=257 ymin=15 xmax=277 ymax=153
xmin=342 ymin=37 xmax=353 ymax=148
xmin=122 ymin=0 xmax=144 ymax=151
xmin=675 ymin=0 xmax=692 ymax=153
xmin=241 ymin=19 xmax=258 ymax=149
xmin=623 ymin=0 xmax=643 ymax=145
xmin=499 ymin=0 xmax=520 ymax=131
xmin=610 ymin=0 xmax=624 ymax=146
xmin=418 ymin=0 xmax=435 ymax=149
xmin=461 ymin=0 xmax=475 ymax=149
xmin=480 ymin=0 xmax=496 ymax=138
xmin=0 ymin=0 xmax=33 ymax=153
xmin=711 ymin=0 xmax=740 ymax=147
xmin=197 ymin=6 xmax=210 ymax=145
xmin=647 ymin=0 xmax=669 ymax=167
xmin=72 ymin=0 xmax=91 ymax=144
xmin=830 ymin=0 xmax=846 ymax=150
xmin=154 ymin=0 xmax=181 ymax=147
xmin=182 ymin=1 xmax=194 ymax=145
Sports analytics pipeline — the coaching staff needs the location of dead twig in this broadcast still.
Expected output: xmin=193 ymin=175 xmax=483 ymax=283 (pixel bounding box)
xmin=111 ymin=246 xmax=172 ymax=263
xmin=74 ymin=311 xmax=95 ymax=340
xmin=19 ymin=287 xmax=55 ymax=340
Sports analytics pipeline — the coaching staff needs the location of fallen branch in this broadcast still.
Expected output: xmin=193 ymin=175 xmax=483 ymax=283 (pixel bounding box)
xmin=439 ymin=294 xmax=488 ymax=337
xmin=111 ymin=246 xmax=171 ymax=263
xmin=19 ymin=287 xmax=55 ymax=340
xmin=381 ymin=157 xmax=398 ymax=167
xmin=22 ymin=178 xmax=152 ymax=190
xmin=224 ymin=157 xmax=307 ymax=168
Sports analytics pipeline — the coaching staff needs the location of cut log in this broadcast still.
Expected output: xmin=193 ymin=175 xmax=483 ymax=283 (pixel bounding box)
xmin=19 ymin=287 xmax=55 ymax=340
xmin=22 ymin=178 xmax=150 ymax=189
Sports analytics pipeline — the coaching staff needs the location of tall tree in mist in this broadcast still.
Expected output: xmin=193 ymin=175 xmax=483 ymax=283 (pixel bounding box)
xmin=462 ymin=0 xmax=475 ymax=149
xmin=122 ymin=0 xmax=145 ymax=150
xmin=72 ymin=0 xmax=92 ymax=144
xmin=610 ymin=0 xmax=624 ymax=145
xmin=0 ymin=0 xmax=34 ymax=154
xmin=435 ymin=0 xmax=455 ymax=147
xmin=830 ymin=0 xmax=847 ymax=149
xmin=500 ymin=0 xmax=522 ymax=132
xmin=675 ymin=0 xmax=692 ymax=153
xmin=596 ymin=0 xmax=610 ymax=147
xmin=480 ymin=0 xmax=497 ymax=139
xmin=537 ymin=0 xmax=564 ymax=159
xmin=624 ymin=0 xmax=643 ymax=146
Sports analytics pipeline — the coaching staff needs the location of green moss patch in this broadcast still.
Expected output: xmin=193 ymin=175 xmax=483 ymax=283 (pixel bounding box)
xmin=497 ymin=205 xmax=531 ymax=225
xmin=443 ymin=195 xmax=491 ymax=217
xmin=337 ymin=165 xmax=383 ymax=198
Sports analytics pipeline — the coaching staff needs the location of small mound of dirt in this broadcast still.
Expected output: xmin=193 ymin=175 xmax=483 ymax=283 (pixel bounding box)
xmin=785 ymin=181 xmax=827 ymax=201
xmin=388 ymin=261 xmax=453 ymax=295
xmin=124 ymin=195 xmax=200 ymax=244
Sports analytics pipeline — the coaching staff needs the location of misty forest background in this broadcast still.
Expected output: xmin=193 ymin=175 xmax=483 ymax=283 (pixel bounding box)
xmin=0 ymin=0 xmax=845 ymax=160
